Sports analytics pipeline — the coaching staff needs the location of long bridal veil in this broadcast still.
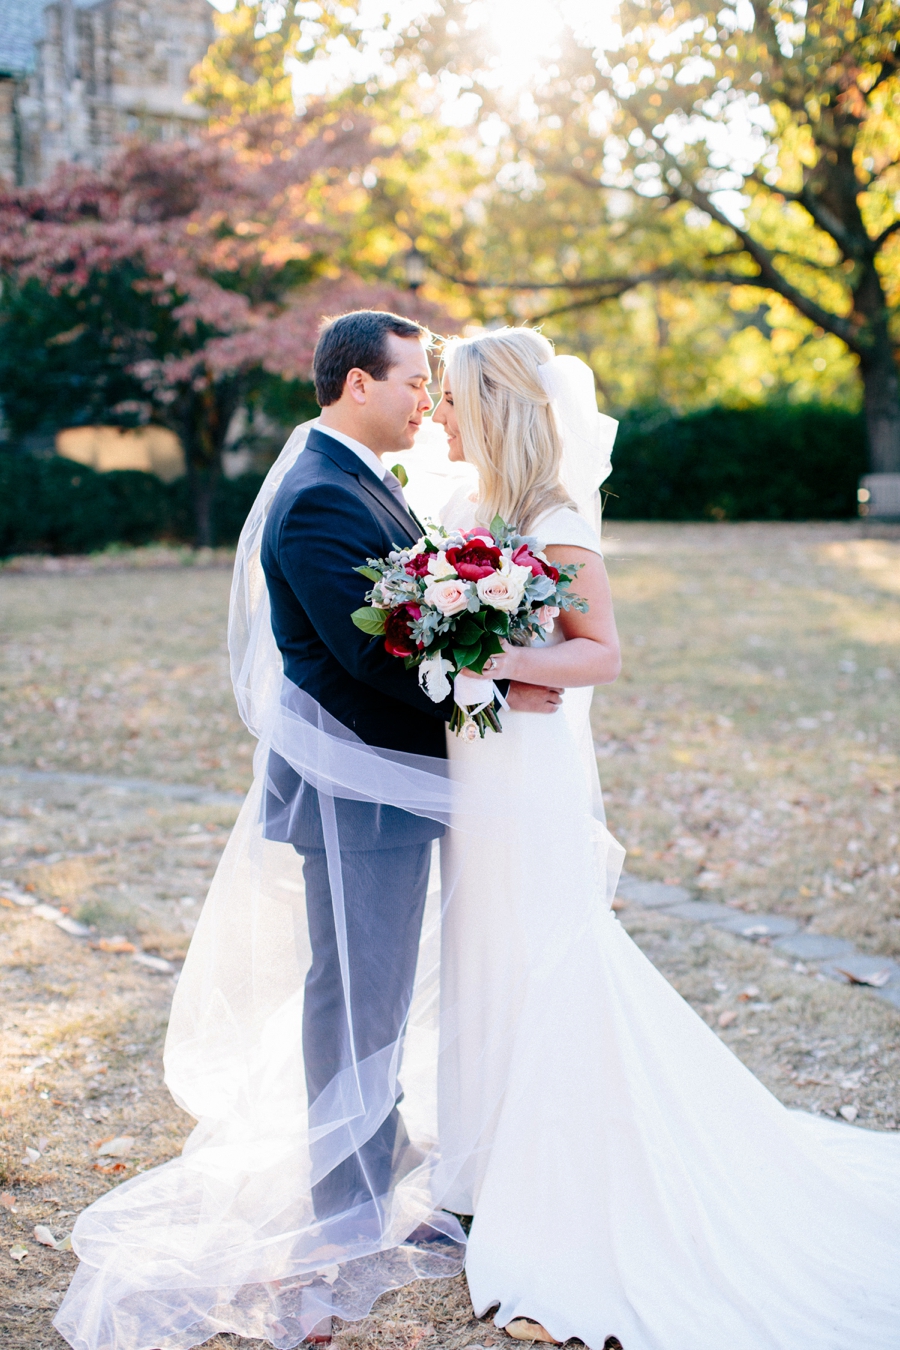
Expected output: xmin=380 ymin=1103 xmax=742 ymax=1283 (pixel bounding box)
xmin=53 ymin=410 xmax=621 ymax=1350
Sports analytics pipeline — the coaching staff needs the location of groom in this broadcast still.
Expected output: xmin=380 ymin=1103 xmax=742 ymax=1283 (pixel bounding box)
xmin=260 ymin=310 xmax=560 ymax=1228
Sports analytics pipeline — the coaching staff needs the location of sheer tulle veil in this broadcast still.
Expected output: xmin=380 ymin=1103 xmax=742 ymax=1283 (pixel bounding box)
xmin=54 ymin=356 xmax=621 ymax=1350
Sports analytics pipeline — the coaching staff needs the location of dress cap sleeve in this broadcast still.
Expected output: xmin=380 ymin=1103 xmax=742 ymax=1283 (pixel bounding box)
xmin=533 ymin=506 xmax=603 ymax=556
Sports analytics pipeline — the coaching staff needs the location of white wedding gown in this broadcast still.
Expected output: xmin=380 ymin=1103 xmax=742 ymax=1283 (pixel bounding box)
xmin=436 ymin=497 xmax=900 ymax=1350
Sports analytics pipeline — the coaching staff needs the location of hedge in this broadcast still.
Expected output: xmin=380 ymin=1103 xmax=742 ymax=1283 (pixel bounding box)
xmin=0 ymin=454 xmax=265 ymax=557
xmin=0 ymin=405 xmax=867 ymax=557
xmin=603 ymin=404 xmax=866 ymax=520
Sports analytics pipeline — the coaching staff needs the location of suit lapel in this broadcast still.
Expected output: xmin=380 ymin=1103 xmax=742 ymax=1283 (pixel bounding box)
xmin=306 ymin=428 xmax=420 ymax=544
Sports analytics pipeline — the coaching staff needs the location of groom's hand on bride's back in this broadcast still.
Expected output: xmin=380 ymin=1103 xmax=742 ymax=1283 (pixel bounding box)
xmin=506 ymin=681 xmax=564 ymax=713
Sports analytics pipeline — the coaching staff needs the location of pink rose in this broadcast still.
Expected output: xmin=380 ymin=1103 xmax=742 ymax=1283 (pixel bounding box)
xmin=536 ymin=604 xmax=560 ymax=631
xmin=424 ymin=577 xmax=470 ymax=616
xmin=475 ymin=563 xmax=530 ymax=612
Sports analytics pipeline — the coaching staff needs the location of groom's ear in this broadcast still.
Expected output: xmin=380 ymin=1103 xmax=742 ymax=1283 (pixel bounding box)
xmin=344 ymin=367 xmax=370 ymax=405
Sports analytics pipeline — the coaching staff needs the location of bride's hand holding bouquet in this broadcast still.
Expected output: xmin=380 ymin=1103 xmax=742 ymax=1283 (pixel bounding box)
xmin=351 ymin=517 xmax=587 ymax=738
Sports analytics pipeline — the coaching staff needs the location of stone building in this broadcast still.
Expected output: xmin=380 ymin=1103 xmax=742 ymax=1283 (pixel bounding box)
xmin=0 ymin=0 xmax=215 ymax=185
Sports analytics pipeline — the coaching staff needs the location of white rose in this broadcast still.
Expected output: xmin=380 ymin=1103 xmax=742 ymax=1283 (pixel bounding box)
xmin=424 ymin=577 xmax=470 ymax=616
xmin=427 ymin=550 xmax=458 ymax=580
xmin=475 ymin=562 xmax=530 ymax=612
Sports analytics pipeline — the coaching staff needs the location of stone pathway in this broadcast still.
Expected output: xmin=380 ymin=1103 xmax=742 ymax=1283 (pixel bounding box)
xmin=616 ymin=871 xmax=900 ymax=1010
xmin=3 ymin=758 xmax=899 ymax=1015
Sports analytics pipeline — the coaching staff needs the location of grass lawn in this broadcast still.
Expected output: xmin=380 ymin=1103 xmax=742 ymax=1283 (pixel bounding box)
xmin=1 ymin=523 xmax=898 ymax=1349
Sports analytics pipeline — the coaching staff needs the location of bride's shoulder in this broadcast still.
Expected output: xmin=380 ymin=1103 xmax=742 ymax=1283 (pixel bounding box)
xmin=533 ymin=504 xmax=603 ymax=555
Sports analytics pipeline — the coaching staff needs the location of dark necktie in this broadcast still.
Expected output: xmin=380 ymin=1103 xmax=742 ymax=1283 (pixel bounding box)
xmin=382 ymin=470 xmax=425 ymax=535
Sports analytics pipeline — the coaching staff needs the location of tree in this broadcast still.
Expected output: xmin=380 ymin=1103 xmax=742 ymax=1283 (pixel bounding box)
xmin=191 ymin=0 xmax=486 ymax=323
xmin=406 ymin=0 xmax=900 ymax=467
xmin=0 ymin=113 xmax=438 ymax=544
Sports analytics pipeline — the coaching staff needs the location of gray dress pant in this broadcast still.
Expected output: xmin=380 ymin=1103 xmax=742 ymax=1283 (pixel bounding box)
xmin=297 ymin=838 xmax=432 ymax=1223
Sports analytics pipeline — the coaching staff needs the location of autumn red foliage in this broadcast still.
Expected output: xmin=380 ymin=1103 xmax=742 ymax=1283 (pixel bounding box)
xmin=0 ymin=111 xmax=445 ymax=543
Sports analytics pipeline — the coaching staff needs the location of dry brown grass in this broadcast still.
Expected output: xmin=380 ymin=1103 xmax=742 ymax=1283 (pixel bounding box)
xmin=596 ymin=521 xmax=900 ymax=956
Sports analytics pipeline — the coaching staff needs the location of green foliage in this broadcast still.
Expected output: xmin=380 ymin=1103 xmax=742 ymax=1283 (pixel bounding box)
xmin=255 ymin=375 xmax=320 ymax=430
xmin=603 ymin=406 xmax=866 ymax=521
xmin=0 ymin=453 xmax=265 ymax=557
xmin=0 ymin=273 xmax=170 ymax=439
xmin=350 ymin=606 xmax=388 ymax=635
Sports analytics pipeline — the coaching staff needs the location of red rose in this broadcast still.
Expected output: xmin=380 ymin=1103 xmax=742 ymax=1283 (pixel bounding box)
xmin=404 ymin=552 xmax=432 ymax=578
xmin=383 ymin=603 xmax=423 ymax=658
xmin=445 ymin=539 xmax=502 ymax=581
xmin=512 ymin=543 xmax=559 ymax=583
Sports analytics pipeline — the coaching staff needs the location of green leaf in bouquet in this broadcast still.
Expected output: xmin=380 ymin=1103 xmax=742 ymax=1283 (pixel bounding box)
xmin=489 ymin=513 xmax=507 ymax=537
xmin=390 ymin=463 xmax=409 ymax=488
xmin=471 ymin=633 xmax=504 ymax=672
xmin=353 ymin=565 xmax=382 ymax=582
xmin=453 ymin=619 xmax=482 ymax=648
xmin=351 ymin=606 xmax=387 ymax=635
xmin=484 ymin=611 xmax=510 ymax=636
xmin=453 ymin=645 xmax=482 ymax=670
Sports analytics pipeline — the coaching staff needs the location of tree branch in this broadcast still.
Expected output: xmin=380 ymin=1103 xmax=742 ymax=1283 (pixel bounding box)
xmin=623 ymin=116 xmax=862 ymax=351
xmin=429 ymin=265 xmax=680 ymax=292
xmin=874 ymin=218 xmax=900 ymax=250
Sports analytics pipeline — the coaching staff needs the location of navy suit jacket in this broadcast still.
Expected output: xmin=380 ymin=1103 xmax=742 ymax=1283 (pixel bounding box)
xmin=260 ymin=426 xmax=454 ymax=851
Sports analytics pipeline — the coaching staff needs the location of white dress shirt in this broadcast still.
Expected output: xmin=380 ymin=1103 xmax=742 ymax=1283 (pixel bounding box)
xmin=315 ymin=423 xmax=390 ymax=482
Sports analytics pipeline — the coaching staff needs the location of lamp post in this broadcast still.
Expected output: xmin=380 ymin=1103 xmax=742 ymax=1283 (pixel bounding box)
xmin=403 ymin=247 xmax=427 ymax=291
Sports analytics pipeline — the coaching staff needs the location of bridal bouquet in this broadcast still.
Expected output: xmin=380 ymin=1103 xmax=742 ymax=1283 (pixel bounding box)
xmin=351 ymin=517 xmax=587 ymax=738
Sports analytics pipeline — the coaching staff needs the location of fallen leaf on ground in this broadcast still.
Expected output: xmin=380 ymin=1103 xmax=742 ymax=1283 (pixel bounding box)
xmin=834 ymin=967 xmax=892 ymax=988
xmin=96 ymin=1136 xmax=134 ymax=1158
xmin=33 ymin=1224 xmax=72 ymax=1251
xmin=738 ymin=986 xmax=761 ymax=1001
xmin=93 ymin=1162 xmax=128 ymax=1174
xmin=10 ymin=1244 xmax=28 ymax=1261
xmin=23 ymin=1146 xmax=41 ymax=1163
xmin=840 ymin=1104 xmax=859 ymax=1122
xmin=92 ymin=938 xmax=136 ymax=954
xmin=0 ymin=1193 xmax=17 ymax=1211
xmin=505 ymin=1318 xmax=561 ymax=1345
xmin=718 ymin=1010 xmax=738 ymax=1028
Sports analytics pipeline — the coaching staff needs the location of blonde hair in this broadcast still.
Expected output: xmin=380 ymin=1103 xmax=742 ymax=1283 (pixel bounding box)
xmin=442 ymin=327 xmax=574 ymax=535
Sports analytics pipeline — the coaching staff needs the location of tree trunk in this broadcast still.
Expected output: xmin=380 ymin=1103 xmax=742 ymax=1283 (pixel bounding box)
xmin=192 ymin=474 xmax=217 ymax=549
xmin=858 ymin=346 xmax=900 ymax=475
xmin=178 ymin=382 xmax=241 ymax=548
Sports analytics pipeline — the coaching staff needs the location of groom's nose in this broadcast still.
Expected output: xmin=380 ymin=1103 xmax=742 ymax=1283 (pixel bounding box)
xmin=418 ymin=387 xmax=433 ymax=413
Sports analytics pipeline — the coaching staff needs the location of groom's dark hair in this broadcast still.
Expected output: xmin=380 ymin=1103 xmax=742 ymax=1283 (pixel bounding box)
xmin=313 ymin=310 xmax=431 ymax=407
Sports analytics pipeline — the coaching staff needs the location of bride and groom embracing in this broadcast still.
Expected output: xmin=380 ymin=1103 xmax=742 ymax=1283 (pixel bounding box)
xmin=56 ymin=313 xmax=900 ymax=1350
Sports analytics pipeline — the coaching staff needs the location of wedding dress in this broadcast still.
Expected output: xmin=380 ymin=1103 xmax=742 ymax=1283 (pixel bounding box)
xmin=436 ymin=491 xmax=900 ymax=1350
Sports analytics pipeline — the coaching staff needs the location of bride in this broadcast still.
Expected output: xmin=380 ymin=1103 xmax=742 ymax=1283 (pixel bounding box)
xmin=54 ymin=321 xmax=899 ymax=1350
xmin=430 ymin=327 xmax=900 ymax=1350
